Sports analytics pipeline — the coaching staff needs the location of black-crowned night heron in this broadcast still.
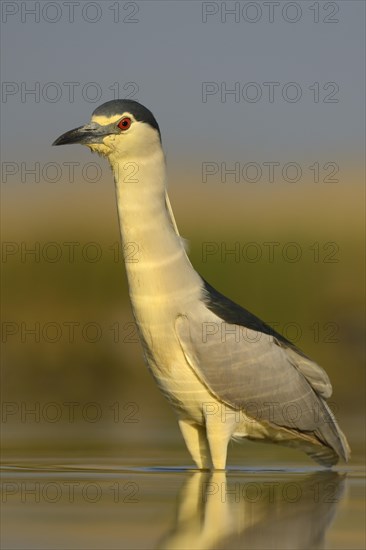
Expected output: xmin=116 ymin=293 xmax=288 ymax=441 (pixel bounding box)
xmin=53 ymin=99 xmax=350 ymax=469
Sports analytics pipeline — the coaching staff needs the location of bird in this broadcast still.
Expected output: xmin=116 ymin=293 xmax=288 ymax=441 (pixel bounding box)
xmin=53 ymin=99 xmax=350 ymax=469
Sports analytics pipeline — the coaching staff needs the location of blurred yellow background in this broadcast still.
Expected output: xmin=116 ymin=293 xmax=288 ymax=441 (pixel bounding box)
xmin=1 ymin=0 xmax=364 ymax=466
xmin=2 ymin=164 xmax=364 ymax=464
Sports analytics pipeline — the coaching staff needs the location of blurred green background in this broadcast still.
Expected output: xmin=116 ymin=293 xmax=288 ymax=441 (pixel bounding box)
xmin=2 ymin=170 xmax=364 ymax=464
xmin=1 ymin=0 xmax=364 ymax=466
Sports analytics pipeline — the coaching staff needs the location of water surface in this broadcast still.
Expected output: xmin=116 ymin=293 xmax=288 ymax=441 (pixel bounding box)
xmin=1 ymin=452 xmax=364 ymax=549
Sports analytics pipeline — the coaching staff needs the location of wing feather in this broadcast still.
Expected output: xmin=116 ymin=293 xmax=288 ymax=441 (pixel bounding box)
xmin=175 ymin=303 xmax=349 ymax=462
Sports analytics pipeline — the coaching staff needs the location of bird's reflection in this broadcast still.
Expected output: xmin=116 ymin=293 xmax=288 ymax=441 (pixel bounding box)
xmin=159 ymin=470 xmax=346 ymax=550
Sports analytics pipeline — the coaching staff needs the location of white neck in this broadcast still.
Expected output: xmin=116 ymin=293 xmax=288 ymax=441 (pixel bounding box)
xmin=111 ymin=147 xmax=202 ymax=310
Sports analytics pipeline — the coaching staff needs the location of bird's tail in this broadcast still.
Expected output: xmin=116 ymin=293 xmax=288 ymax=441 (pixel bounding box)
xmin=283 ymin=397 xmax=351 ymax=467
xmin=309 ymin=398 xmax=351 ymax=466
xmin=273 ymin=425 xmax=350 ymax=467
xmin=305 ymin=446 xmax=339 ymax=467
xmin=257 ymin=398 xmax=351 ymax=467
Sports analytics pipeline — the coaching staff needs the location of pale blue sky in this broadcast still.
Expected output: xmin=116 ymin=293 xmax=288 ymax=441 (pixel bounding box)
xmin=1 ymin=0 xmax=364 ymax=171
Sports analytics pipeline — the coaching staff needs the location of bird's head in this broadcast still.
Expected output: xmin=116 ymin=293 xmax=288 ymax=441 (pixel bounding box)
xmin=52 ymin=99 xmax=161 ymax=161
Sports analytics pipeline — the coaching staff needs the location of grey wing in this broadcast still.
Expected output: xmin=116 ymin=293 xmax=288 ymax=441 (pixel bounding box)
xmin=175 ymin=308 xmax=348 ymax=461
xmin=280 ymin=344 xmax=332 ymax=399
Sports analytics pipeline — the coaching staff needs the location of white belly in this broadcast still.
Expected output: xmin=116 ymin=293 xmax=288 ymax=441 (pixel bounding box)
xmin=136 ymin=310 xmax=215 ymax=424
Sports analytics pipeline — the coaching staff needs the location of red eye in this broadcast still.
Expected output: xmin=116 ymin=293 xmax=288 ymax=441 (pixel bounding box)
xmin=118 ymin=117 xmax=132 ymax=131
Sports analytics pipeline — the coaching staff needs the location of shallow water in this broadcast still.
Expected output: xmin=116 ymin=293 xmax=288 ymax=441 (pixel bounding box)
xmin=1 ymin=452 xmax=365 ymax=550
